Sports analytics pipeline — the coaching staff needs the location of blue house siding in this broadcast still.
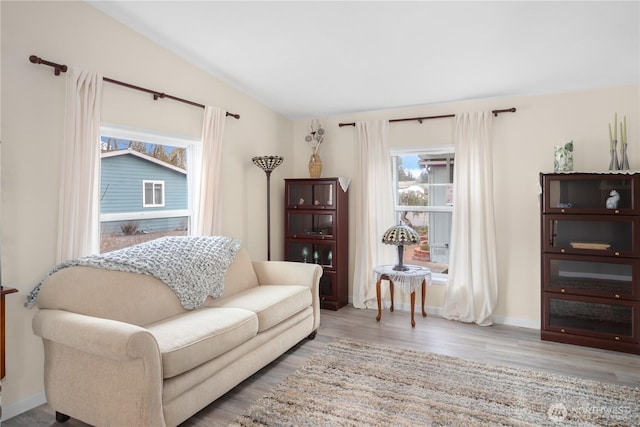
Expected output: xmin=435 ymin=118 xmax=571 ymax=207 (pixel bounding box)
xmin=101 ymin=153 xmax=187 ymax=213
xmin=100 ymin=152 xmax=187 ymax=235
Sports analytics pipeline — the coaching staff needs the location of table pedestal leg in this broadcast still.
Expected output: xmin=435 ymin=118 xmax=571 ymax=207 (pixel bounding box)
xmin=376 ymin=278 xmax=382 ymax=322
xmin=410 ymin=291 xmax=416 ymax=327
xmin=422 ymin=279 xmax=427 ymax=317
xmin=389 ymin=281 xmax=394 ymax=312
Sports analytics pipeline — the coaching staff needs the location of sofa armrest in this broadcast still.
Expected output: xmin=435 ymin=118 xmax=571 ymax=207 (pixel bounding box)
xmin=32 ymin=309 xmax=165 ymax=426
xmin=33 ymin=309 xmax=160 ymax=361
xmin=252 ymin=261 xmax=322 ymax=287
xmin=252 ymin=261 xmax=323 ymax=331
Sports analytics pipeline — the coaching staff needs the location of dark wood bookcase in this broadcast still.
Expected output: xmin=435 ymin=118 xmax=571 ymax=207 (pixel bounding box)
xmin=284 ymin=178 xmax=348 ymax=310
xmin=540 ymin=172 xmax=640 ymax=354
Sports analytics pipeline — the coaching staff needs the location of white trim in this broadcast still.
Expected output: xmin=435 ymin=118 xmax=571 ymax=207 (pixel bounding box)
xmin=491 ymin=314 xmax=540 ymax=330
xmin=0 ymin=390 xmax=47 ymax=422
xmin=430 ymin=273 xmax=448 ymax=286
xmin=396 ymin=205 xmax=453 ymax=213
xmin=100 ymin=209 xmax=189 ymax=222
xmin=390 ymin=145 xmax=455 ymax=156
xmin=352 ymin=305 xmax=540 ymax=330
xmin=101 ymin=123 xmax=200 ymax=149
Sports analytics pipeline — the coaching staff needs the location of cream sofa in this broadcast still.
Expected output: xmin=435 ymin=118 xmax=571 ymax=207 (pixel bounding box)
xmin=32 ymin=247 xmax=322 ymax=427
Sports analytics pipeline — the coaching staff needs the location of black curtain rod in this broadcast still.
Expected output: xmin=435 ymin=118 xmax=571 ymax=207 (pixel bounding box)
xmin=29 ymin=55 xmax=240 ymax=120
xmin=338 ymin=108 xmax=516 ymax=127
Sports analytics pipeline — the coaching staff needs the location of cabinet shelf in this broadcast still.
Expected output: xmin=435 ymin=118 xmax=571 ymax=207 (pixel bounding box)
xmin=540 ymin=173 xmax=640 ymax=355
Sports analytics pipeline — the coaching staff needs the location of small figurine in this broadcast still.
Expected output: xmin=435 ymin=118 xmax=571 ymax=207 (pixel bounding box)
xmin=327 ymin=250 xmax=333 ymax=266
xmin=606 ymin=190 xmax=620 ymax=209
xmin=299 ymin=198 xmax=305 ymax=205
xmin=314 ymin=200 xmax=320 ymax=206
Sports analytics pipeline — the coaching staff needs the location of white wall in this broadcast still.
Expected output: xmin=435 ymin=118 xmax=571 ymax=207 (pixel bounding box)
xmin=0 ymin=1 xmax=292 ymax=418
xmin=2 ymin=0 xmax=639 ymax=420
xmin=291 ymin=85 xmax=639 ymax=327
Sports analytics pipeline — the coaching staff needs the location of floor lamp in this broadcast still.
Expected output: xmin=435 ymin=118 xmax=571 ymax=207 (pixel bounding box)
xmin=252 ymin=156 xmax=284 ymax=260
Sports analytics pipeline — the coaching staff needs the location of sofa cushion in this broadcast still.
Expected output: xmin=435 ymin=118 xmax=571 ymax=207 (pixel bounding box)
xmin=146 ymin=307 xmax=258 ymax=379
xmin=37 ymin=267 xmax=186 ymax=326
xmin=209 ymin=285 xmax=311 ymax=333
xmin=220 ymin=248 xmax=260 ymax=298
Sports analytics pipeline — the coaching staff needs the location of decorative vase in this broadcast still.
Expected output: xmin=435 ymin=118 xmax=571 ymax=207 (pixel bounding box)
xmin=619 ymin=143 xmax=630 ymax=170
xmin=609 ymin=140 xmax=620 ymax=171
xmin=308 ymin=153 xmax=322 ymax=178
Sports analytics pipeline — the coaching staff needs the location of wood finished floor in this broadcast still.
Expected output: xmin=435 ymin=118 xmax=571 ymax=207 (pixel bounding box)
xmin=4 ymin=306 xmax=640 ymax=427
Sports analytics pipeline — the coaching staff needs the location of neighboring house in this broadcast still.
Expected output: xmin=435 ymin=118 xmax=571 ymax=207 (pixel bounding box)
xmin=100 ymin=149 xmax=188 ymax=235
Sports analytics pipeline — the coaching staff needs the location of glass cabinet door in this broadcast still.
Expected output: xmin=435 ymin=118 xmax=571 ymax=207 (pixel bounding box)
xmin=543 ymin=254 xmax=637 ymax=299
xmin=545 ymin=295 xmax=636 ymax=342
xmin=286 ymin=212 xmax=334 ymax=238
xmin=543 ymin=215 xmax=637 ymax=256
xmin=542 ymin=173 xmax=638 ymax=214
xmin=286 ymin=240 xmax=336 ymax=268
xmin=287 ymin=181 xmax=335 ymax=208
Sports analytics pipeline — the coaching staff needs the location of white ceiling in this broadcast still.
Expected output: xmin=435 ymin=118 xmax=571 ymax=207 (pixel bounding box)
xmin=88 ymin=1 xmax=639 ymax=120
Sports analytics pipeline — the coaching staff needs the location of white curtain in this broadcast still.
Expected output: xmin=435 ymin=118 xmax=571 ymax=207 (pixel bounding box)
xmin=442 ymin=111 xmax=498 ymax=326
xmin=352 ymin=120 xmax=396 ymax=309
xmin=194 ymin=106 xmax=226 ymax=236
xmin=57 ymin=67 xmax=103 ymax=263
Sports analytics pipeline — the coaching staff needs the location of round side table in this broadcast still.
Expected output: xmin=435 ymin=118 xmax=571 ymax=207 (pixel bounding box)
xmin=373 ymin=265 xmax=431 ymax=327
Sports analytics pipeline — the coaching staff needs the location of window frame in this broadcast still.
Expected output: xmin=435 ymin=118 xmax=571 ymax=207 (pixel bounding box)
xmin=99 ymin=123 xmax=200 ymax=234
xmin=143 ymin=180 xmax=165 ymax=207
xmin=390 ymin=145 xmax=455 ymax=285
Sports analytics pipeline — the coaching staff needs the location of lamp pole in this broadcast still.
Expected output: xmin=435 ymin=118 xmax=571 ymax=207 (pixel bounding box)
xmin=265 ymin=169 xmax=273 ymax=261
xmin=252 ymin=156 xmax=284 ymax=261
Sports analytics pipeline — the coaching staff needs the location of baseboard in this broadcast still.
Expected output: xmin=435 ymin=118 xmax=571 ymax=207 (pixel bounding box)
xmin=491 ymin=314 xmax=539 ymax=330
xmin=0 ymin=391 xmax=46 ymax=422
xmin=360 ymin=299 xmax=539 ymax=330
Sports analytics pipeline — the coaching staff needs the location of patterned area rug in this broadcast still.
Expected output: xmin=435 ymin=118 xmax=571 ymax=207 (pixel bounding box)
xmin=231 ymin=338 xmax=639 ymax=426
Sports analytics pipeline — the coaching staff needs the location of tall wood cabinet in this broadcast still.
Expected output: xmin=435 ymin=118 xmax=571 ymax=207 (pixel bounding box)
xmin=540 ymin=172 xmax=640 ymax=354
xmin=284 ymin=178 xmax=348 ymax=310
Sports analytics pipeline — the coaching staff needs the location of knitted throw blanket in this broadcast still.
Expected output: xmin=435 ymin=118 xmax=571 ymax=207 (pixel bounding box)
xmin=25 ymin=236 xmax=241 ymax=310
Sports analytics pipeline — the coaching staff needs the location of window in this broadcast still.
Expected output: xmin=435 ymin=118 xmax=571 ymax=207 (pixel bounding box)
xmin=391 ymin=146 xmax=454 ymax=280
xmin=143 ymin=180 xmax=165 ymax=207
xmin=100 ymin=125 xmax=199 ymax=253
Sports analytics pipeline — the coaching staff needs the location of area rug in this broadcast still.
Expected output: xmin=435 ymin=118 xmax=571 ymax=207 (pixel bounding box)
xmin=230 ymin=338 xmax=639 ymax=426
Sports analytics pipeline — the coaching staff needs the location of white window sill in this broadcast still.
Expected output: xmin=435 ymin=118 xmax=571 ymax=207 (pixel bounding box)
xmin=430 ymin=273 xmax=448 ymax=286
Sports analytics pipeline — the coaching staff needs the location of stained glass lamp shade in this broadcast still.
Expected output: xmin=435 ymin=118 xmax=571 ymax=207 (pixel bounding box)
xmin=382 ymin=223 xmax=420 ymax=271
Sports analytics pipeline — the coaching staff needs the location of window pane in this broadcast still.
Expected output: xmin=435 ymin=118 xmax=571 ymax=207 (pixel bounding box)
xmin=100 ymin=132 xmax=191 ymax=253
xmin=393 ymin=150 xmax=454 ymax=275
xmin=144 ymin=182 xmax=154 ymax=205
xmin=154 ymin=183 xmax=163 ymax=205
xmin=100 ymin=218 xmax=189 ymax=253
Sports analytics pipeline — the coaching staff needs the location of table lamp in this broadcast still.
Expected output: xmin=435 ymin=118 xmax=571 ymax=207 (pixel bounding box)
xmin=382 ymin=223 xmax=420 ymax=271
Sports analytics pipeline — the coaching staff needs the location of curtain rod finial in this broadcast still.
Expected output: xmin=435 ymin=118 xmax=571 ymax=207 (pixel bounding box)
xmin=29 ymin=55 xmax=67 ymax=75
